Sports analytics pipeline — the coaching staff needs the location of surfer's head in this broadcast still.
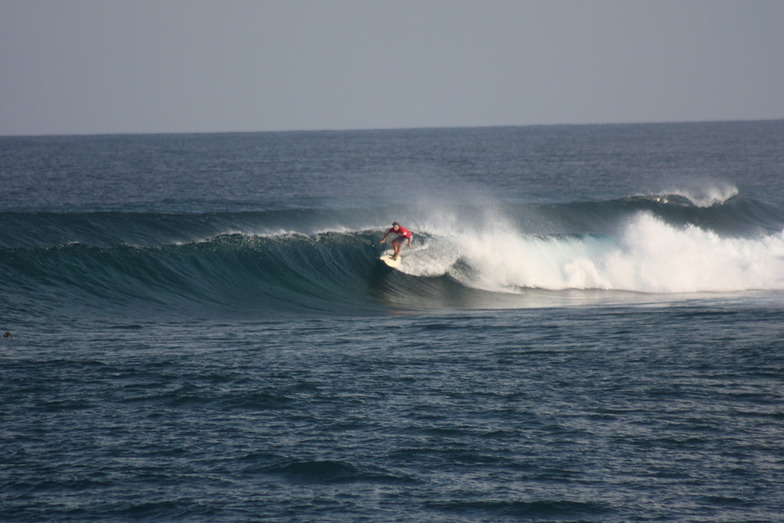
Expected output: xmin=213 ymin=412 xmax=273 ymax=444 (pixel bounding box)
xmin=392 ymin=222 xmax=400 ymax=229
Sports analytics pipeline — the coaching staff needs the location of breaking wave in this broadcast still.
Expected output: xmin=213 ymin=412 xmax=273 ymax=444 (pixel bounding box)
xmin=2 ymin=191 xmax=783 ymax=317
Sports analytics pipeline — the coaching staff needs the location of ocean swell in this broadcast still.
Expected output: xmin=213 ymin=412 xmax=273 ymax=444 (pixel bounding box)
xmin=2 ymin=193 xmax=783 ymax=317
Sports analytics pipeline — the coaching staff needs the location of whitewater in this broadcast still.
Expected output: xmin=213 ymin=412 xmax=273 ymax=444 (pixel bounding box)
xmin=2 ymin=121 xmax=784 ymax=522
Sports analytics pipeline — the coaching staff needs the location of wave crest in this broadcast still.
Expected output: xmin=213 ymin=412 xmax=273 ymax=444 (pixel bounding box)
xmin=654 ymin=183 xmax=740 ymax=207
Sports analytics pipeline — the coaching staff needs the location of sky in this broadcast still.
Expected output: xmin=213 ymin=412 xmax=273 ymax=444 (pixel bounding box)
xmin=1 ymin=0 xmax=783 ymax=136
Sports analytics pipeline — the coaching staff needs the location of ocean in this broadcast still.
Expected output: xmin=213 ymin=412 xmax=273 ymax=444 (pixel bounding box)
xmin=1 ymin=121 xmax=783 ymax=521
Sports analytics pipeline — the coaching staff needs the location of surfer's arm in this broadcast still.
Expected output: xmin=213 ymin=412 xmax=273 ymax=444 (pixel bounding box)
xmin=380 ymin=229 xmax=391 ymax=243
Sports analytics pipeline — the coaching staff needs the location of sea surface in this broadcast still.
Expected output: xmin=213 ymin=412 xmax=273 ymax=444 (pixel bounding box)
xmin=1 ymin=121 xmax=783 ymax=521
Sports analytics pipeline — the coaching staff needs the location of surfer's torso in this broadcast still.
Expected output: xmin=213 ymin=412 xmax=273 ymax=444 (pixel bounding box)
xmin=389 ymin=225 xmax=412 ymax=239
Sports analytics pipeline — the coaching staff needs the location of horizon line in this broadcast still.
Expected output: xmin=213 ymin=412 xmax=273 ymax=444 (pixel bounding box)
xmin=2 ymin=117 xmax=782 ymax=139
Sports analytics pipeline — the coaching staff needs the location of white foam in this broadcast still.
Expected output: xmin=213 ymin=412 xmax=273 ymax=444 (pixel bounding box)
xmin=403 ymin=213 xmax=784 ymax=294
xmin=397 ymin=240 xmax=461 ymax=277
xmin=664 ymin=182 xmax=739 ymax=207
xmin=602 ymin=214 xmax=784 ymax=292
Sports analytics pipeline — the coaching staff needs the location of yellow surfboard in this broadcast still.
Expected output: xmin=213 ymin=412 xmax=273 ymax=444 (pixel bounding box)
xmin=379 ymin=254 xmax=402 ymax=268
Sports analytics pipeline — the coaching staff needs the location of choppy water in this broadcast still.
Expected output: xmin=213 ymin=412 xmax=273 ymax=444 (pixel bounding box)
xmin=2 ymin=121 xmax=783 ymax=521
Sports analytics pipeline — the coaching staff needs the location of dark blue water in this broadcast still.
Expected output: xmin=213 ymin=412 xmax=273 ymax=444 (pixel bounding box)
xmin=2 ymin=121 xmax=783 ymax=521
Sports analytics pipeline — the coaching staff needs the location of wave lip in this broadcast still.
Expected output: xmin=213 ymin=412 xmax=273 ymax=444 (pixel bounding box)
xmin=651 ymin=183 xmax=740 ymax=208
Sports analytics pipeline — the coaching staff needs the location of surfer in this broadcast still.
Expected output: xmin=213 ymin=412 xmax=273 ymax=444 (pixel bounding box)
xmin=380 ymin=222 xmax=413 ymax=260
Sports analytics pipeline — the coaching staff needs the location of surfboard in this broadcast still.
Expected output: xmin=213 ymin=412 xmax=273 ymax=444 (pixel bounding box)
xmin=380 ymin=254 xmax=402 ymax=268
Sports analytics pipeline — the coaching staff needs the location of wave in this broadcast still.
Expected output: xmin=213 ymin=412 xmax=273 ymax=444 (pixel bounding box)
xmin=426 ymin=214 xmax=784 ymax=294
xmin=2 ymin=192 xmax=783 ymax=316
xmin=0 ymin=231 xmax=386 ymax=317
xmin=651 ymin=182 xmax=740 ymax=208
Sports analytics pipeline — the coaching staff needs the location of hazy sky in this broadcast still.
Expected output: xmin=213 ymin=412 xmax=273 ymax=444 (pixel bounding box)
xmin=1 ymin=0 xmax=782 ymax=135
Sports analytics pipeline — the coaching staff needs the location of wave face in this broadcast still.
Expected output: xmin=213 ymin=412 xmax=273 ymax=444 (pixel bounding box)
xmin=2 ymin=191 xmax=783 ymax=317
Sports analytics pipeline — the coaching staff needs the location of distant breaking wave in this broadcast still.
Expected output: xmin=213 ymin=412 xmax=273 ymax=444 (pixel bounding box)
xmin=650 ymin=182 xmax=740 ymax=207
xmin=2 ymin=192 xmax=783 ymax=317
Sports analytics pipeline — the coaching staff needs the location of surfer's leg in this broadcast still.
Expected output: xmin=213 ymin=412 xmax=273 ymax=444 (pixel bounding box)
xmin=392 ymin=238 xmax=402 ymax=259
